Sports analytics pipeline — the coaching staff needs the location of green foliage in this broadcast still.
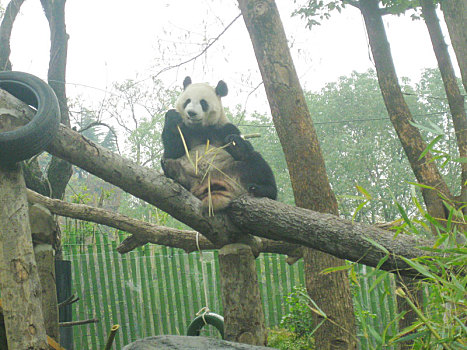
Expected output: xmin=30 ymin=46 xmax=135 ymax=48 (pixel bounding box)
xmin=292 ymin=0 xmax=422 ymax=29
xmin=266 ymin=286 xmax=315 ymax=349
xmin=268 ymin=328 xmax=314 ymax=350
xmin=391 ymin=231 xmax=466 ymax=348
xmin=281 ymin=286 xmax=315 ymax=338
xmin=292 ymin=0 xmax=345 ymax=28
xmin=303 ymin=69 xmax=461 ymax=224
xmin=351 ymin=137 xmax=467 ymax=348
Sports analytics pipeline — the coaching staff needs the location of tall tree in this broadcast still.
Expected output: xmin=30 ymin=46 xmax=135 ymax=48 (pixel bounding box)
xmin=440 ymin=0 xmax=467 ymax=93
xmin=357 ymin=0 xmax=452 ymax=220
xmin=238 ymin=0 xmax=357 ymax=348
xmin=421 ymin=0 xmax=467 ymax=206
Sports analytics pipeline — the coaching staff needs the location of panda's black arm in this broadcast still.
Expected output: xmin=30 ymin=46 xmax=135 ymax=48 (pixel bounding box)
xmin=162 ymin=109 xmax=188 ymax=159
xmin=225 ymin=134 xmax=277 ymax=200
xmin=241 ymin=151 xmax=278 ymax=200
xmin=215 ymin=123 xmax=242 ymax=143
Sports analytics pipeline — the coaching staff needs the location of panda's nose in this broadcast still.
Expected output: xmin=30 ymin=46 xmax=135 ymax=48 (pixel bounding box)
xmin=187 ymin=111 xmax=197 ymax=118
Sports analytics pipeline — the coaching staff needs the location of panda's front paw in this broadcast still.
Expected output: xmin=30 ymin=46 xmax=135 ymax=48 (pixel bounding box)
xmin=247 ymin=183 xmax=276 ymax=199
xmin=225 ymin=134 xmax=252 ymax=160
xmin=165 ymin=109 xmax=183 ymax=131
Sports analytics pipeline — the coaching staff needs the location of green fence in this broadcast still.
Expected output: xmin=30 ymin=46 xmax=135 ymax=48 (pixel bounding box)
xmin=62 ymin=233 xmax=397 ymax=349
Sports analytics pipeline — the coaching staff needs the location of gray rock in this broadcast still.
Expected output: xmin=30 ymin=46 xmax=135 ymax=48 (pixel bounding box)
xmin=122 ymin=335 xmax=277 ymax=350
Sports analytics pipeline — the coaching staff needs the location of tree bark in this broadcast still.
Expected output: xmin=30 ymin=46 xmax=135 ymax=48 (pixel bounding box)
xmin=218 ymin=244 xmax=267 ymax=345
xmin=358 ymin=0 xmax=451 ymax=221
xmin=237 ymin=1 xmax=356 ymax=348
xmin=0 ymin=0 xmax=26 ymax=71
xmin=440 ymin=0 xmax=467 ymax=93
xmin=0 ymin=163 xmax=48 ymax=349
xmin=421 ymin=0 xmax=467 ymax=205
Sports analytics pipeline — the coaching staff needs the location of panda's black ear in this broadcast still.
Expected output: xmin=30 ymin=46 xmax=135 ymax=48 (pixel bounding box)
xmin=183 ymin=76 xmax=192 ymax=90
xmin=215 ymin=80 xmax=228 ymax=97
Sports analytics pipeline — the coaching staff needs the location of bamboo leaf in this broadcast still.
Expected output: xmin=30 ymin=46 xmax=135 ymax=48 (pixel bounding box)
xmin=400 ymin=257 xmax=438 ymax=280
xmin=418 ymin=134 xmax=443 ymax=161
xmin=395 ymin=201 xmax=414 ymax=230
xmin=406 ymin=181 xmax=436 ymax=190
xmin=433 ymin=234 xmax=449 ymax=249
xmin=352 ymin=200 xmax=368 ymax=222
xmin=356 ymin=185 xmax=372 ymax=200
xmin=409 ymin=120 xmax=444 ymax=135
xmin=321 ymin=265 xmax=352 ymax=274
xmin=369 ymin=271 xmax=388 ymax=293
xmin=362 ymin=236 xmax=390 ymax=254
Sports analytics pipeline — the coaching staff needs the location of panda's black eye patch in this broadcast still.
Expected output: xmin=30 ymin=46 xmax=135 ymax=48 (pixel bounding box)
xmin=200 ymin=99 xmax=209 ymax=112
xmin=183 ymin=99 xmax=191 ymax=109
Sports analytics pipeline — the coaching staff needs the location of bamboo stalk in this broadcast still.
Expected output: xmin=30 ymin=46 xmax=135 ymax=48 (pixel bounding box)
xmin=104 ymin=324 xmax=120 ymax=350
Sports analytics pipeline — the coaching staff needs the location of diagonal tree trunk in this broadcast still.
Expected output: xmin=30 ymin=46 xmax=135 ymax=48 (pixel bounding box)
xmin=238 ymin=0 xmax=356 ymax=348
xmin=421 ymin=0 xmax=467 ymax=206
xmin=440 ymin=0 xmax=467 ymax=93
xmin=358 ymin=0 xmax=452 ymax=221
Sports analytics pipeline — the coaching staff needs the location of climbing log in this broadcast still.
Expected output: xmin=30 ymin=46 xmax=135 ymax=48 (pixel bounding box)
xmin=218 ymin=244 xmax=267 ymax=346
xmin=0 ymin=163 xmax=48 ymax=349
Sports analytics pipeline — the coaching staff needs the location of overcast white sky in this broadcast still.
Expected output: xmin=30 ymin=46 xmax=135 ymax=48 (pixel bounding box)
xmin=6 ymin=0 xmax=450 ymax=114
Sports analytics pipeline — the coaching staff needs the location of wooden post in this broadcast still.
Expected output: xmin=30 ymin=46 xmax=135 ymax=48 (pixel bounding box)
xmin=30 ymin=203 xmax=60 ymax=344
xmin=217 ymin=244 xmax=267 ymax=346
xmin=0 ymin=163 xmax=48 ymax=349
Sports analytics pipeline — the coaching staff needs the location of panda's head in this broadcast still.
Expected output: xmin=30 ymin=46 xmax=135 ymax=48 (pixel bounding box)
xmin=175 ymin=76 xmax=229 ymax=127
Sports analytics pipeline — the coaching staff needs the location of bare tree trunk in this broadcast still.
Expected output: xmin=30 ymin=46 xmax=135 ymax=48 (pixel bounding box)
xmin=40 ymin=0 xmax=73 ymax=202
xmin=440 ymin=0 xmax=467 ymax=93
xmin=0 ymin=0 xmax=26 ymax=70
xmin=218 ymin=244 xmax=267 ymax=345
xmin=238 ymin=0 xmax=356 ymax=348
xmin=0 ymin=163 xmax=48 ymax=349
xmin=421 ymin=0 xmax=467 ymax=205
xmin=358 ymin=0 xmax=451 ymax=221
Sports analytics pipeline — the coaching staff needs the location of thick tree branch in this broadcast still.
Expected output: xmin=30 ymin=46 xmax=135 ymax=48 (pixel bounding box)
xmin=1 ymin=90 xmax=438 ymax=276
xmin=228 ymin=196 xmax=437 ymax=277
xmin=26 ymin=189 xmax=303 ymax=257
xmin=27 ymin=189 xmax=215 ymax=253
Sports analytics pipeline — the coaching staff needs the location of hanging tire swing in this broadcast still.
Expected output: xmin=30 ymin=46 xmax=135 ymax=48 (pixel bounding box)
xmin=0 ymin=71 xmax=60 ymax=164
xmin=186 ymin=312 xmax=224 ymax=338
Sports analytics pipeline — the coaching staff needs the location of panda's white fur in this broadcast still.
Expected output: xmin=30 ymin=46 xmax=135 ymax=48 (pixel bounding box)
xmin=175 ymin=82 xmax=229 ymax=127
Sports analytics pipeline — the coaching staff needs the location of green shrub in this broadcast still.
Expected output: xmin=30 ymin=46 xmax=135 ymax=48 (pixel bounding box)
xmin=267 ymin=286 xmax=314 ymax=349
xmin=268 ymin=327 xmax=313 ymax=350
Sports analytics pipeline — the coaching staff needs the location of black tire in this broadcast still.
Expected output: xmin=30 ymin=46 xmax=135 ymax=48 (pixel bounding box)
xmin=186 ymin=312 xmax=224 ymax=339
xmin=0 ymin=71 xmax=60 ymax=164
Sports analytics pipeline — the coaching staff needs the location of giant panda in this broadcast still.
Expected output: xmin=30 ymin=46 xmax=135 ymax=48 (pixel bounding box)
xmin=161 ymin=76 xmax=277 ymax=211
